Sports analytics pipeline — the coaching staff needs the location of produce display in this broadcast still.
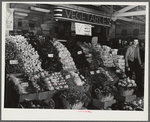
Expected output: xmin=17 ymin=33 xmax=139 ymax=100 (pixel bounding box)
xmin=53 ymin=41 xmax=77 ymax=71
xmin=5 ymin=34 xmax=144 ymax=110
xmin=5 ymin=35 xmax=43 ymax=74
xmin=28 ymin=71 xmax=69 ymax=92
xmin=118 ymin=77 xmax=137 ymax=89
xmin=60 ymin=88 xmax=88 ymax=108
xmin=18 ymin=99 xmax=55 ymax=109
xmin=5 ymin=39 xmax=25 ymax=73
xmin=27 ymin=35 xmax=62 ymax=72
xmin=111 ymin=97 xmax=144 ymax=111
xmin=65 ymin=40 xmax=90 ymax=70
xmin=6 ymin=74 xmax=37 ymax=94
xmin=95 ymin=84 xmax=118 ymax=101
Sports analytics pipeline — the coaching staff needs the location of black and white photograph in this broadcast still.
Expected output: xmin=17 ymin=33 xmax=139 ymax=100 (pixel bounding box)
xmin=1 ymin=1 xmax=149 ymax=121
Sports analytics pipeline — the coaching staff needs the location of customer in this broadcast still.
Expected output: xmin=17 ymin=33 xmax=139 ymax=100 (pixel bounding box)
xmin=125 ymin=39 xmax=142 ymax=90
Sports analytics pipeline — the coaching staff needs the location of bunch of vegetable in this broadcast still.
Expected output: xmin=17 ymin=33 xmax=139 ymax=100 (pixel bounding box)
xmin=60 ymin=88 xmax=88 ymax=106
xmin=65 ymin=40 xmax=90 ymax=69
xmin=5 ymin=38 xmax=25 ymax=73
xmin=30 ymin=37 xmax=63 ymax=72
xmin=53 ymin=41 xmax=77 ymax=71
xmin=5 ymin=35 xmax=43 ymax=74
xmin=118 ymin=77 xmax=137 ymax=89
xmin=98 ymin=84 xmax=118 ymax=97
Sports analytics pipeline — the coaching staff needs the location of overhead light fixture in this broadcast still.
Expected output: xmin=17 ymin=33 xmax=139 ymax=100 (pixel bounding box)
xmin=15 ymin=12 xmax=28 ymax=16
xmin=30 ymin=6 xmax=50 ymax=13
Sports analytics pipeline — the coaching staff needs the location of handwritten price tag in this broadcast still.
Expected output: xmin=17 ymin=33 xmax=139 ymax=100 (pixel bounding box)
xmin=65 ymin=74 xmax=71 ymax=79
xmin=77 ymin=51 xmax=82 ymax=55
xmin=10 ymin=60 xmax=18 ymax=64
xmin=48 ymin=54 xmax=54 ymax=57
xmin=90 ymin=71 xmax=94 ymax=75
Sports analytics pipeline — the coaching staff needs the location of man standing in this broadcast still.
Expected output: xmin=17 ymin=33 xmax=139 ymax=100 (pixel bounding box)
xmin=125 ymin=39 xmax=142 ymax=90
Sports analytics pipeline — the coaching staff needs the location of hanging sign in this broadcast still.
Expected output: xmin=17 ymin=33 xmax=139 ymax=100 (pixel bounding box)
xmin=6 ymin=8 xmax=14 ymax=30
xmin=54 ymin=7 xmax=111 ymax=27
xmin=75 ymin=22 xmax=92 ymax=36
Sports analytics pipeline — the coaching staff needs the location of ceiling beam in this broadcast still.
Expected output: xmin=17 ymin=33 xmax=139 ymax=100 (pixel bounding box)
xmin=116 ymin=11 xmax=146 ymax=17
xmin=12 ymin=8 xmax=30 ymax=13
xmin=116 ymin=5 xmax=138 ymax=13
xmin=117 ymin=17 xmax=145 ymax=24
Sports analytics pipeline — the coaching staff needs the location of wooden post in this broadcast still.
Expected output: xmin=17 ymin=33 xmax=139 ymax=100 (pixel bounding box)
xmin=6 ymin=3 xmax=10 ymax=36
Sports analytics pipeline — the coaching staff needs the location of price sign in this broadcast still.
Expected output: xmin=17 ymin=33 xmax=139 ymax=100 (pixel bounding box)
xmin=48 ymin=54 xmax=54 ymax=57
xmin=65 ymin=74 xmax=71 ymax=79
xmin=77 ymin=51 xmax=82 ymax=55
xmin=10 ymin=60 xmax=18 ymax=64
xmin=75 ymin=22 xmax=92 ymax=36
xmin=96 ymin=70 xmax=100 ymax=74
xmin=90 ymin=71 xmax=94 ymax=75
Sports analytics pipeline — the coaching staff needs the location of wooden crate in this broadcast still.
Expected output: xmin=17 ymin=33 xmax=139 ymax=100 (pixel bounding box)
xmin=92 ymin=99 xmax=116 ymax=109
xmin=115 ymin=94 xmax=136 ymax=102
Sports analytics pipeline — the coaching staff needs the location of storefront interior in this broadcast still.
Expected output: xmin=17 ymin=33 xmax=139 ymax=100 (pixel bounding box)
xmin=4 ymin=3 xmax=146 ymax=111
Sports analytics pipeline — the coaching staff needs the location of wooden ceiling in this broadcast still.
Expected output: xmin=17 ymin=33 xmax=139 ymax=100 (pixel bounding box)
xmin=10 ymin=3 xmax=146 ymax=26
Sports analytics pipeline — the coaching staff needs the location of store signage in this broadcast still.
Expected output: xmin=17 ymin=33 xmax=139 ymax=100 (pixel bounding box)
xmin=10 ymin=60 xmax=18 ymax=64
xmin=90 ymin=71 xmax=95 ymax=75
xmin=96 ymin=70 xmax=100 ymax=74
xmin=77 ymin=50 xmax=83 ymax=55
xmin=48 ymin=54 xmax=54 ymax=57
xmin=54 ymin=7 xmax=111 ymax=26
xmin=75 ymin=22 xmax=92 ymax=36
xmin=65 ymin=74 xmax=71 ymax=79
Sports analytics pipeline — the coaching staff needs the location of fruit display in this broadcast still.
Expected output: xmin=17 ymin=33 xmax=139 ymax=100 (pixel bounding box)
xmin=53 ymin=41 xmax=77 ymax=71
xmin=5 ymin=35 xmax=43 ymax=74
xmin=28 ymin=71 xmax=69 ymax=91
xmin=18 ymin=99 xmax=55 ymax=109
xmin=118 ymin=77 xmax=137 ymax=89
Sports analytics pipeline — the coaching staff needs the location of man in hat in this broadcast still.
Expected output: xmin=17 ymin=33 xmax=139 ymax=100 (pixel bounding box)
xmin=125 ymin=39 xmax=142 ymax=91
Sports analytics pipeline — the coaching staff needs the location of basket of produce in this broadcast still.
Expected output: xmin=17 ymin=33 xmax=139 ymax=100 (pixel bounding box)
xmin=118 ymin=77 xmax=137 ymax=96
xmin=60 ymin=89 xmax=88 ymax=109
xmin=131 ymin=97 xmax=144 ymax=111
xmin=94 ymin=85 xmax=117 ymax=102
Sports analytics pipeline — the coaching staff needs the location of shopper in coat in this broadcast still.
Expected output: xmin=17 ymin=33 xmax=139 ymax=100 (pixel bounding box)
xmin=125 ymin=39 xmax=142 ymax=90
